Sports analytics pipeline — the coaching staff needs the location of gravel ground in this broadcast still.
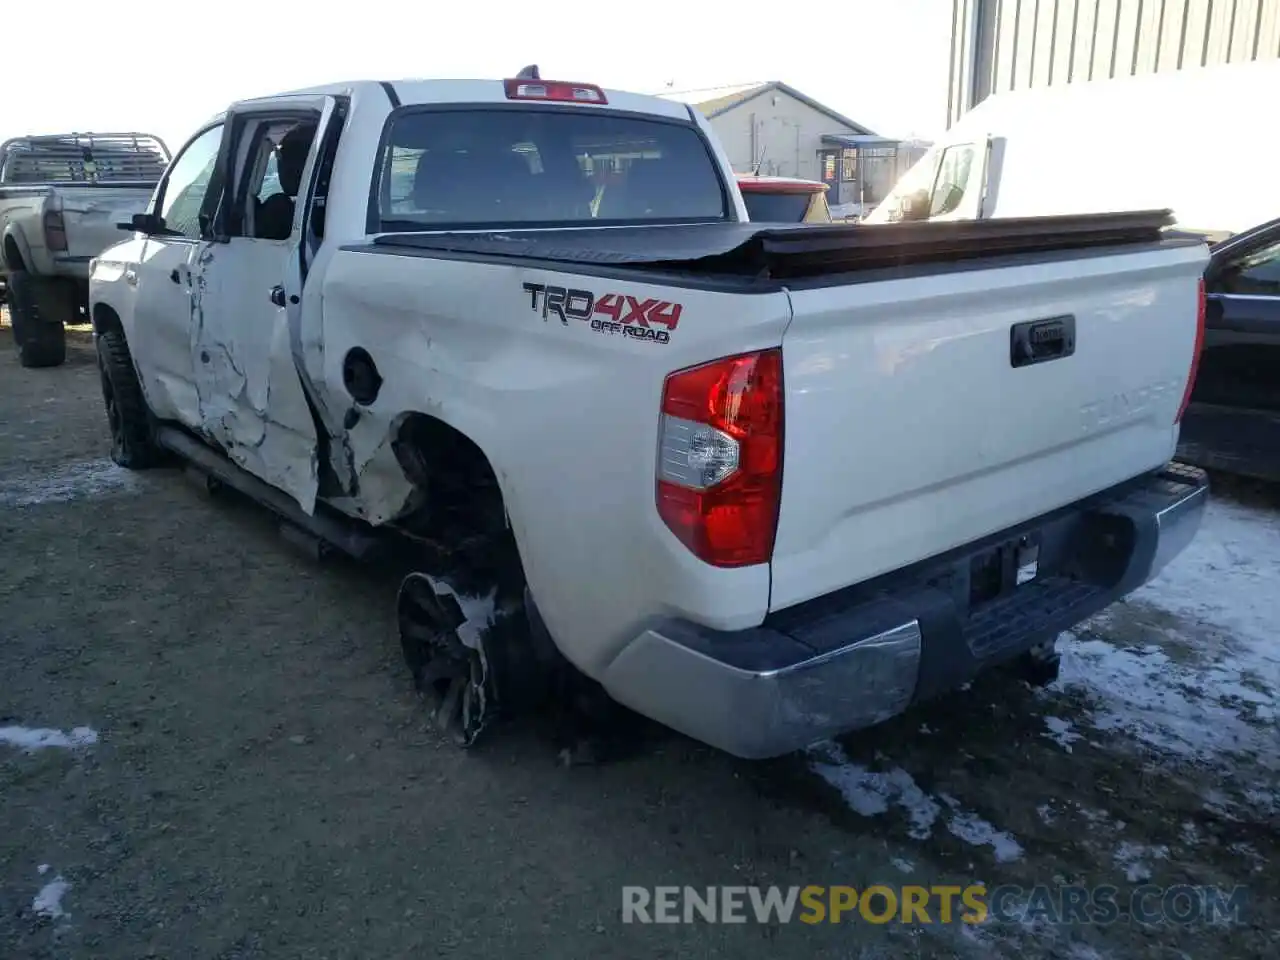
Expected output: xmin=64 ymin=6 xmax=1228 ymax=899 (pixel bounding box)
xmin=1 ymin=321 xmax=1275 ymax=960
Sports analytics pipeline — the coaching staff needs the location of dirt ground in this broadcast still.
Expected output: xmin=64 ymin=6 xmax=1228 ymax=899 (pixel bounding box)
xmin=1 ymin=322 xmax=1275 ymax=960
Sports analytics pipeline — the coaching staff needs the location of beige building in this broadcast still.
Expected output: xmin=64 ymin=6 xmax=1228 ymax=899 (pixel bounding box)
xmin=664 ymin=81 xmax=928 ymax=214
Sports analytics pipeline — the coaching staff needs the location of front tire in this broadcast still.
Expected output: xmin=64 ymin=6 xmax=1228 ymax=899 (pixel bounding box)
xmin=96 ymin=329 xmax=161 ymax=468
xmin=7 ymin=271 xmax=67 ymax=368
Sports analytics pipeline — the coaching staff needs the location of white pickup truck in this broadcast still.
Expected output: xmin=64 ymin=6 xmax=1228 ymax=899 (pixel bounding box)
xmin=88 ymin=69 xmax=1210 ymax=759
xmin=2 ymin=132 xmax=170 ymax=367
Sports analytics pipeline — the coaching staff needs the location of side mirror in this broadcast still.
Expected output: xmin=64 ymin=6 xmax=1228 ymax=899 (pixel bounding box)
xmin=118 ymin=212 xmax=164 ymax=234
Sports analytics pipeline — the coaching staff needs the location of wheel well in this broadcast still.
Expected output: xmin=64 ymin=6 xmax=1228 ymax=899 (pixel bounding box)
xmin=391 ymin=413 xmax=527 ymax=602
xmin=2 ymin=236 xmax=25 ymax=273
xmin=92 ymin=302 xmax=125 ymax=337
xmin=392 ymin=413 xmax=506 ymax=537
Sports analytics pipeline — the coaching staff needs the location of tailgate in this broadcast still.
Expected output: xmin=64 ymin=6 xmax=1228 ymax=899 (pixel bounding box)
xmin=57 ymin=187 xmax=156 ymax=261
xmin=769 ymin=239 xmax=1209 ymax=611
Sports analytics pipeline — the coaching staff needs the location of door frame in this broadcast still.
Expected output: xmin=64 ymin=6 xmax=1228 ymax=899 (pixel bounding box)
xmin=188 ymin=95 xmax=345 ymax=512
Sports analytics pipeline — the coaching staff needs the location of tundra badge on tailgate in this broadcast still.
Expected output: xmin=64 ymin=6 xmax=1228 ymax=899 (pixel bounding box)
xmin=521 ymin=282 xmax=681 ymax=344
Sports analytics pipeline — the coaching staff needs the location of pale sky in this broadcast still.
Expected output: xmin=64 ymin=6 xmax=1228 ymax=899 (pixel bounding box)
xmin=4 ymin=0 xmax=953 ymax=153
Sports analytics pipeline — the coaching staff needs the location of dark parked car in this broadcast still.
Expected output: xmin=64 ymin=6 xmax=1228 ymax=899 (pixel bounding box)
xmin=736 ymin=174 xmax=831 ymax=223
xmin=1177 ymin=215 xmax=1280 ymax=481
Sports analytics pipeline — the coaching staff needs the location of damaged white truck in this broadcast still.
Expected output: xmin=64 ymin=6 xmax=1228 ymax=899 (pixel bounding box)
xmin=88 ymin=70 xmax=1211 ymax=759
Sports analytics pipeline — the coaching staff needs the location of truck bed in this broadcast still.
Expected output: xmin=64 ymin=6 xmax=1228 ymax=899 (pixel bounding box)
xmin=1 ymin=182 xmax=158 ymax=280
xmin=362 ymin=209 xmax=1183 ymax=280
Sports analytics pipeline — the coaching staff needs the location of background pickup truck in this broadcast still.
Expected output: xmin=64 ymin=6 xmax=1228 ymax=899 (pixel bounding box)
xmin=88 ymin=70 xmax=1210 ymax=759
xmin=1177 ymin=215 xmax=1280 ymax=482
xmin=735 ymin=174 xmax=831 ymax=223
xmin=1 ymin=132 xmax=170 ymax=367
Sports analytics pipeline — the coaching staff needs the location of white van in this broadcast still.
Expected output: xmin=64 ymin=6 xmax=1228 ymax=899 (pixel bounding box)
xmin=865 ymin=59 xmax=1280 ymax=236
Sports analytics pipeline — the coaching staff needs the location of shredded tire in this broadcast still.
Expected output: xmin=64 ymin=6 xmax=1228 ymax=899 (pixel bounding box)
xmin=96 ymin=329 xmax=161 ymax=468
xmin=7 ymin=271 xmax=67 ymax=368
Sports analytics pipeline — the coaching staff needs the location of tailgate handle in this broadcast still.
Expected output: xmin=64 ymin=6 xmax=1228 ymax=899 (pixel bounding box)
xmin=1011 ymin=315 xmax=1075 ymax=368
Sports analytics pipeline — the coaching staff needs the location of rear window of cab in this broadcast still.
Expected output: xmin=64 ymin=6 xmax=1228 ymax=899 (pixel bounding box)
xmin=740 ymin=188 xmax=830 ymax=223
xmin=372 ymin=107 xmax=730 ymax=232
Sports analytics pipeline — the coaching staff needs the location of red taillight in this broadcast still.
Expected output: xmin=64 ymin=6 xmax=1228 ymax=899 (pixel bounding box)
xmin=656 ymin=349 xmax=784 ymax=568
xmin=43 ymin=210 xmax=68 ymax=252
xmin=1175 ymin=278 xmax=1206 ymax=424
xmin=503 ymin=79 xmax=607 ymax=104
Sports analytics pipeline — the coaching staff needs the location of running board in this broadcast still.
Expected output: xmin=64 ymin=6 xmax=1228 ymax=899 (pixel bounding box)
xmin=154 ymin=426 xmax=385 ymax=561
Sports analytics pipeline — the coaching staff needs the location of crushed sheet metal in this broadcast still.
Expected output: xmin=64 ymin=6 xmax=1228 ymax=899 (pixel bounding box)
xmin=338 ymin=410 xmax=416 ymax=525
xmin=345 ymin=434 xmax=415 ymax=525
xmin=312 ymin=262 xmax=457 ymax=522
xmin=258 ymin=317 xmax=322 ymax=509
xmin=194 ymin=247 xmax=272 ymax=418
xmin=428 ymin=575 xmax=498 ymax=651
xmin=188 ymin=242 xmax=320 ymax=513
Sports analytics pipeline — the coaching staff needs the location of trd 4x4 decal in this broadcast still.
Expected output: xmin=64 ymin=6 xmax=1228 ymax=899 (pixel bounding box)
xmin=521 ymin=282 xmax=681 ymax=345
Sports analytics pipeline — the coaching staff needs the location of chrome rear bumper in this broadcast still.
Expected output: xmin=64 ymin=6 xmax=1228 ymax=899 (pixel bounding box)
xmin=602 ymin=463 xmax=1209 ymax=759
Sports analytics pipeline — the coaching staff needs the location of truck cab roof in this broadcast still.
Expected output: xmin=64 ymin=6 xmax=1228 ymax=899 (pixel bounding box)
xmin=227 ymin=78 xmax=697 ymax=122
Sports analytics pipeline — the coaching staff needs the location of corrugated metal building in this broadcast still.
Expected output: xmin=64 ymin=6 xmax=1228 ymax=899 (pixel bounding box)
xmin=947 ymin=0 xmax=1280 ymax=126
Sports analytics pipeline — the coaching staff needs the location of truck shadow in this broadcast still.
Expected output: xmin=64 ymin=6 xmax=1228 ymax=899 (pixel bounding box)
xmin=63 ymin=325 xmax=98 ymax=367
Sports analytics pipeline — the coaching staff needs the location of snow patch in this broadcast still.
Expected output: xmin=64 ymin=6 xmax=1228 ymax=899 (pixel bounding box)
xmin=1132 ymin=495 xmax=1280 ymax=692
xmin=1064 ymin=944 xmax=1108 ymax=960
xmin=890 ymin=857 xmax=915 ymax=874
xmin=0 ymin=726 xmax=98 ymax=752
xmin=1241 ymin=785 xmax=1277 ymax=815
xmin=809 ymin=744 xmax=1023 ymax=860
xmin=1077 ymin=806 xmax=1123 ymax=830
xmin=958 ymin=907 xmax=1058 ymax=953
xmin=1041 ymin=716 xmax=1082 ymax=752
xmin=1053 ymin=634 xmax=1273 ymax=765
xmin=809 ymin=743 xmax=939 ymax=838
xmin=0 ymin=458 xmax=143 ymax=508
xmin=1045 ymin=493 xmax=1278 ymax=772
xmin=945 ymin=810 xmax=1024 ymax=863
xmin=938 ymin=793 xmax=1024 ymax=863
xmin=1113 ymin=841 xmax=1168 ymax=882
xmin=32 ymin=874 xmax=71 ymax=920
xmin=1227 ymin=841 xmax=1266 ymax=872
xmin=1202 ymin=788 xmax=1239 ymax=819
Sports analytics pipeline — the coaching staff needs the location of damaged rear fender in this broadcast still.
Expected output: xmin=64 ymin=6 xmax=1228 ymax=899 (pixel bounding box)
xmin=347 ymin=407 xmax=523 ymax=541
